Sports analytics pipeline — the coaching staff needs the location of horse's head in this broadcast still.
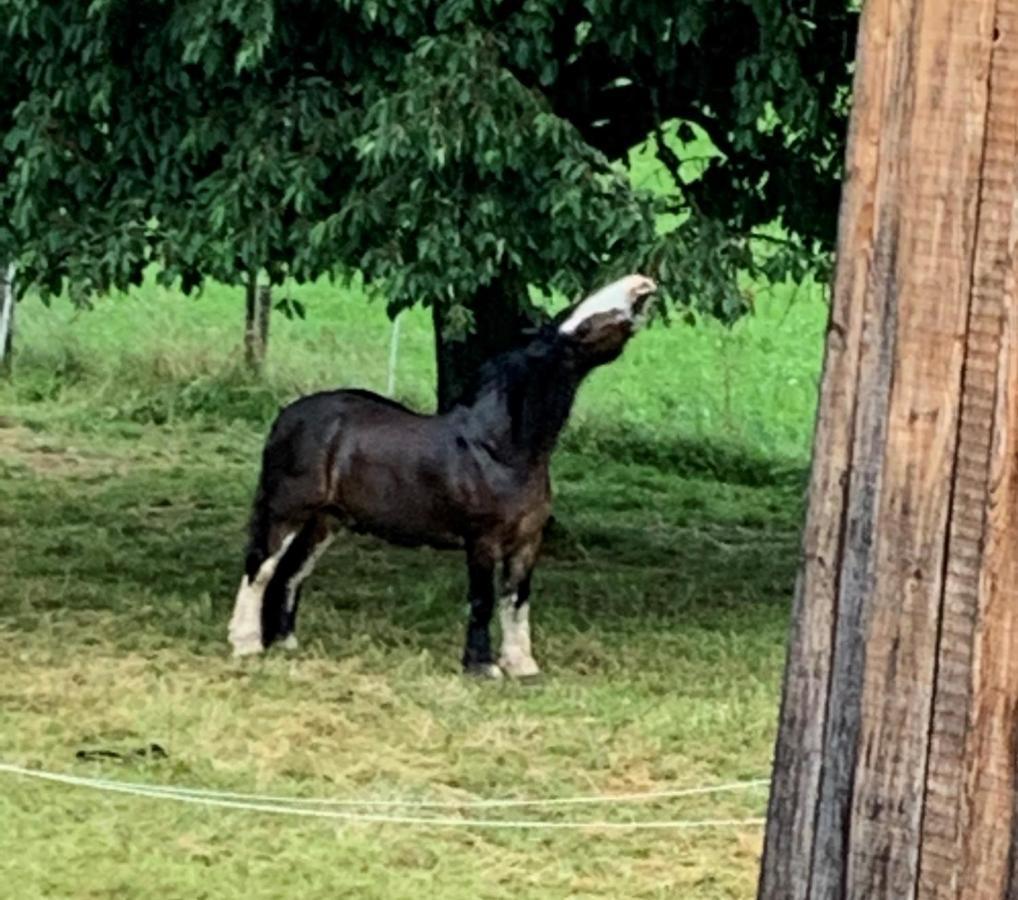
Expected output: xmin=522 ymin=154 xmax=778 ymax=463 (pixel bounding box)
xmin=558 ymin=274 xmax=658 ymax=365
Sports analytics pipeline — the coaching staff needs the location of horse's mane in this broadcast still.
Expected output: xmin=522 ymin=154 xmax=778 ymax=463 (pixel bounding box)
xmin=455 ymin=324 xmax=581 ymax=455
xmin=453 ymin=323 xmax=554 ymax=404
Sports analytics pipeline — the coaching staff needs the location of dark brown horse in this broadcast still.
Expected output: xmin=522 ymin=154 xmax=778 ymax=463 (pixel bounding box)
xmin=228 ymin=274 xmax=657 ymax=677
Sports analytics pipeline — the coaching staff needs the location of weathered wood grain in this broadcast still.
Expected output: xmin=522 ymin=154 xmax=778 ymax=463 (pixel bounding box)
xmin=918 ymin=2 xmax=1018 ymax=896
xmin=759 ymin=0 xmax=1018 ymax=896
xmin=840 ymin=1 xmax=995 ymax=895
xmin=758 ymin=0 xmax=894 ymax=891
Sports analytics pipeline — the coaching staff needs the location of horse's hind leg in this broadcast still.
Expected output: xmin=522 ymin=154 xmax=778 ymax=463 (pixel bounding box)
xmin=228 ymin=524 xmax=298 ymax=657
xmin=498 ymin=545 xmax=541 ymax=678
xmin=230 ymin=411 xmax=335 ymax=656
xmin=264 ymin=515 xmax=334 ymax=650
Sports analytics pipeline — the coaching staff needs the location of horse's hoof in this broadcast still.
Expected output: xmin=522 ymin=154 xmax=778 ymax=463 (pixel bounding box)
xmin=230 ymin=637 xmax=264 ymax=657
xmin=280 ymin=634 xmax=299 ymax=651
xmin=499 ymin=655 xmax=541 ymax=679
xmin=464 ymin=662 xmax=504 ymax=680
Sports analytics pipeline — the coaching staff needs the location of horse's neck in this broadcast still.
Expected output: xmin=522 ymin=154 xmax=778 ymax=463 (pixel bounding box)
xmin=518 ymin=376 xmax=581 ymax=455
xmin=463 ymin=362 xmax=584 ymax=463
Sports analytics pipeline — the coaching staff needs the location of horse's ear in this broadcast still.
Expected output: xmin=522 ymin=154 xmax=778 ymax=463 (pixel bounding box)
xmin=549 ymin=305 xmax=573 ymax=328
xmin=520 ymin=309 xmax=558 ymax=340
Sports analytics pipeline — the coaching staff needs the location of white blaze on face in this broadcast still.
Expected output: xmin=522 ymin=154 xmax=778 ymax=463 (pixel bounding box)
xmin=559 ymin=274 xmax=657 ymax=335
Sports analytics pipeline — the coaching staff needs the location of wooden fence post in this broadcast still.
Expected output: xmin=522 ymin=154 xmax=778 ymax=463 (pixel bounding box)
xmin=0 ymin=263 xmax=15 ymax=376
xmin=759 ymin=0 xmax=1018 ymax=896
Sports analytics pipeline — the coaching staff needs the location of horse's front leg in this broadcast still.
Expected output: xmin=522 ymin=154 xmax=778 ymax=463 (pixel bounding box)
xmin=462 ymin=551 xmax=501 ymax=679
xmin=498 ymin=554 xmax=540 ymax=678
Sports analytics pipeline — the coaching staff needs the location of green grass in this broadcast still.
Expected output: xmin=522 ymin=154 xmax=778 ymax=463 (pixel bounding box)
xmin=0 ymin=276 xmax=826 ymax=898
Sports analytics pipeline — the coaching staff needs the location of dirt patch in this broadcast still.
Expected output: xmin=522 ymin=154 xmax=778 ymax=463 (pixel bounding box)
xmin=0 ymin=422 xmax=119 ymax=478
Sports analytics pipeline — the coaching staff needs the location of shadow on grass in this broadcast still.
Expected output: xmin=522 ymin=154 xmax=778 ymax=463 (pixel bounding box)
xmin=561 ymin=421 xmax=808 ymax=489
xmin=1 ymin=433 xmax=803 ymax=664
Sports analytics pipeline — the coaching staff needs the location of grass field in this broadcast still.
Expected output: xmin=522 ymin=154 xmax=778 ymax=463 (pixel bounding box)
xmin=0 ymin=274 xmax=827 ymax=898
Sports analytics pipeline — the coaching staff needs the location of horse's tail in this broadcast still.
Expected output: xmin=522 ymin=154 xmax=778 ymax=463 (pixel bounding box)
xmin=244 ymin=425 xmax=283 ymax=583
xmin=244 ymin=412 xmax=292 ymax=581
xmin=244 ymin=476 xmax=272 ymax=583
xmin=244 ymin=459 xmax=294 ymax=648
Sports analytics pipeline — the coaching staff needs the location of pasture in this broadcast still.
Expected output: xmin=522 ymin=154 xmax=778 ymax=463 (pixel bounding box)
xmin=0 ymin=275 xmax=825 ymax=898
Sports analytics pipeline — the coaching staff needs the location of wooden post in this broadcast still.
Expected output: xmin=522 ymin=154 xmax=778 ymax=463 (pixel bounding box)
xmin=759 ymin=0 xmax=1018 ymax=897
xmin=387 ymin=313 xmax=401 ymax=397
xmin=0 ymin=263 xmax=15 ymax=376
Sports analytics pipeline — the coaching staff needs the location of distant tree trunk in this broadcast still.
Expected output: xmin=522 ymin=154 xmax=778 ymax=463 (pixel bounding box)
xmin=244 ymin=272 xmax=259 ymax=370
xmin=0 ymin=263 xmax=15 ymax=378
xmin=257 ymin=282 xmax=271 ymax=358
xmin=243 ymin=271 xmax=271 ymax=372
xmin=433 ymin=273 xmax=536 ymax=412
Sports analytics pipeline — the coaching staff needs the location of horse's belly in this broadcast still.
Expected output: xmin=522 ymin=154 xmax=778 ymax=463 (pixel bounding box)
xmin=337 ymin=481 xmax=465 ymax=550
xmin=350 ymin=517 xmax=464 ymax=550
xmin=331 ymin=433 xmax=502 ymax=551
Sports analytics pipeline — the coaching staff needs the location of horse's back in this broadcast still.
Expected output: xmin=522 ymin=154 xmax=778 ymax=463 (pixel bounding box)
xmin=275 ymin=388 xmax=421 ymax=424
xmin=268 ymin=389 xmax=423 ymax=447
xmin=261 ymin=388 xmax=461 ymax=540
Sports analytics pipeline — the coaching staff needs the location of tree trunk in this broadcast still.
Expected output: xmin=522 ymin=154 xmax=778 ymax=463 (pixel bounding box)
xmin=433 ymin=274 xmax=536 ymax=412
xmin=0 ymin=263 xmax=15 ymax=378
xmin=243 ymin=272 xmax=270 ymax=372
xmin=759 ymin=0 xmax=1018 ymax=897
xmin=257 ymin=283 xmax=271 ymax=360
xmin=244 ymin=272 xmax=259 ymax=371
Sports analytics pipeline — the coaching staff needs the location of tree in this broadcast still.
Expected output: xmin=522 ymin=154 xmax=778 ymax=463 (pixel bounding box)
xmin=1 ymin=0 xmax=361 ymax=361
xmin=1 ymin=1 xmax=858 ymax=407
xmin=760 ymin=0 xmax=1018 ymax=894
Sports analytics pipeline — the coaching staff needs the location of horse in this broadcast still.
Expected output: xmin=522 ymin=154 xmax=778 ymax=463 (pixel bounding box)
xmin=227 ymin=273 xmax=658 ymax=677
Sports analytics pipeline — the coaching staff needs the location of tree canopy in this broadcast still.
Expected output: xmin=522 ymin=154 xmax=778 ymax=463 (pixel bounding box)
xmin=1 ymin=0 xmax=857 ymax=399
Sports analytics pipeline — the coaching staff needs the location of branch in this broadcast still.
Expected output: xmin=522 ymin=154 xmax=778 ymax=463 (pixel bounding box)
xmin=748 ymin=231 xmax=802 ymax=249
